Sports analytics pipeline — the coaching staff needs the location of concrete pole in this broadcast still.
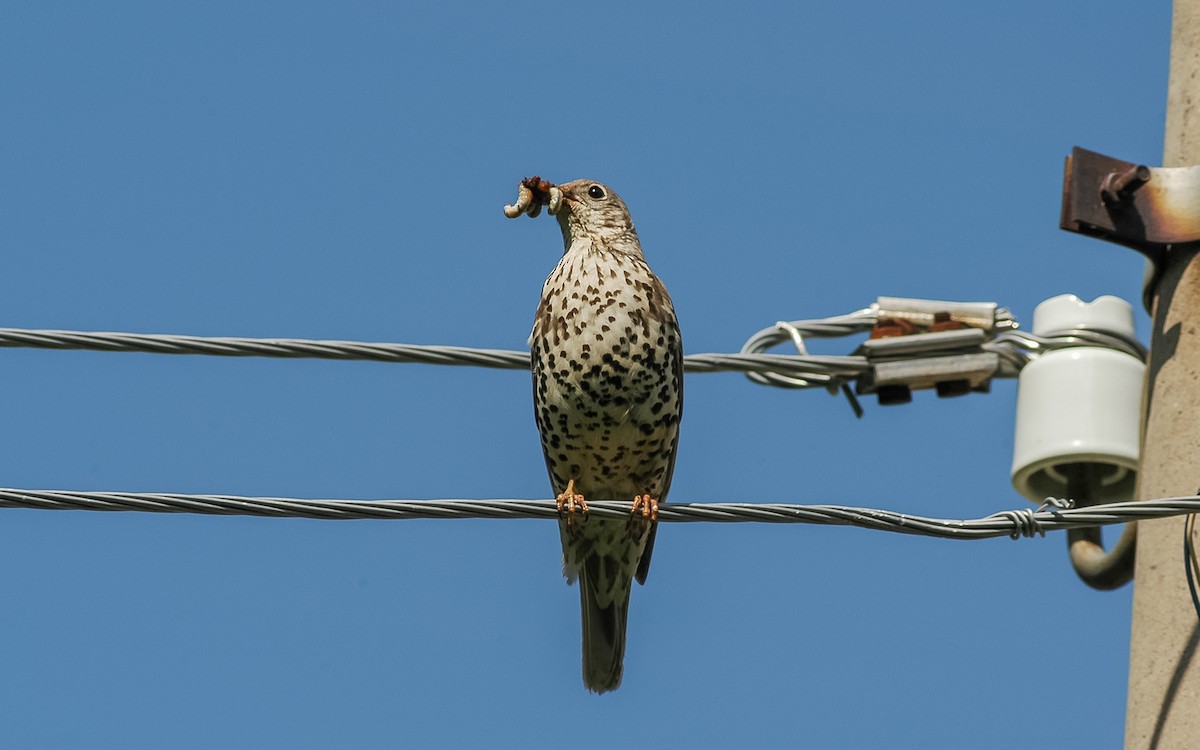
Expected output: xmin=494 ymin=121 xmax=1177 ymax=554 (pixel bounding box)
xmin=1124 ymin=2 xmax=1200 ymax=747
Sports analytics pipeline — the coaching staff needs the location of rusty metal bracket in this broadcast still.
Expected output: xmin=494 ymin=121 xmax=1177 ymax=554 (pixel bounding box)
xmin=1060 ymin=146 xmax=1200 ymax=310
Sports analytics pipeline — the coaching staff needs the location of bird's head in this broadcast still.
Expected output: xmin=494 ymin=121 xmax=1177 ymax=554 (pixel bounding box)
xmin=549 ymin=179 xmax=638 ymax=250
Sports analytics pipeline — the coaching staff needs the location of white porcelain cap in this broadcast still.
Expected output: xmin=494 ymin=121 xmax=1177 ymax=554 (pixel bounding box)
xmin=1011 ymin=295 xmax=1143 ymax=504
xmin=1031 ymin=294 xmax=1136 ymax=338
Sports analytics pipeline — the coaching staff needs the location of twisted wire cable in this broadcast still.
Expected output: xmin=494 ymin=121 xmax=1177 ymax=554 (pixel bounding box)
xmin=0 ymin=307 xmax=1144 ymax=389
xmin=0 ymin=327 xmax=869 ymax=379
xmin=1 ymin=487 xmax=1197 ymax=541
xmin=738 ymin=310 xmax=1147 ymax=390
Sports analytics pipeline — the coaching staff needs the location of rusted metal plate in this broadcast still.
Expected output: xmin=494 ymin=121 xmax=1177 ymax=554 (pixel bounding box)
xmin=1060 ymin=146 xmax=1200 ymax=257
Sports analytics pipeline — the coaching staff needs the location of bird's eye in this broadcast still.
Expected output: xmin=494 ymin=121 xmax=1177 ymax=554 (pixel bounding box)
xmin=587 ymin=185 xmax=606 ymax=199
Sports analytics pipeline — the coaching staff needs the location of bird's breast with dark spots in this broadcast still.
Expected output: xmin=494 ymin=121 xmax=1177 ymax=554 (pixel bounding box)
xmin=532 ymin=250 xmax=682 ymax=502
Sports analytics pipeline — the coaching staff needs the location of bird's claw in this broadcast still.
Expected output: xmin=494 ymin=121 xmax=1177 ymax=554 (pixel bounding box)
xmin=632 ymin=494 xmax=659 ymax=521
xmin=503 ymin=176 xmax=564 ymax=218
xmin=555 ymin=479 xmax=589 ymax=524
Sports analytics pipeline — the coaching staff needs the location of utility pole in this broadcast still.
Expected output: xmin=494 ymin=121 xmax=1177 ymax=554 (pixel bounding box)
xmin=1125 ymin=1 xmax=1200 ymax=746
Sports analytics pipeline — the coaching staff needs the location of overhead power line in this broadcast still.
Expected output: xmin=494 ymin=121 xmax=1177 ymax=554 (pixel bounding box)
xmin=0 ymin=327 xmax=864 ymax=379
xmin=0 ymin=487 xmax=1195 ymax=541
xmin=0 ymin=297 xmax=1145 ymax=400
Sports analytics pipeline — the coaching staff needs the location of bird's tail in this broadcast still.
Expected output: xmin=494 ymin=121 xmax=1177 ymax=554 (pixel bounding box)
xmin=578 ymin=561 xmax=634 ymax=694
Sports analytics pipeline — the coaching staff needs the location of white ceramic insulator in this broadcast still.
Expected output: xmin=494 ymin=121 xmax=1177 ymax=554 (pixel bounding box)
xmin=1010 ymin=295 xmax=1144 ymax=504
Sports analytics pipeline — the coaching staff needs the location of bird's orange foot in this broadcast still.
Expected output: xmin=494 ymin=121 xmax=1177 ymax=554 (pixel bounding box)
xmin=555 ymin=479 xmax=589 ymax=519
xmin=632 ymin=494 xmax=659 ymax=521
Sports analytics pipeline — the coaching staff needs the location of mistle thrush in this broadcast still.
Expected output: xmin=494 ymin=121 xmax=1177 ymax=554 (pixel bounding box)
xmin=515 ymin=177 xmax=683 ymax=693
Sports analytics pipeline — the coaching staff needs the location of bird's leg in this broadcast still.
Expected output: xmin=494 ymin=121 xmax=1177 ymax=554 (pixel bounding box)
xmin=556 ymin=478 xmax=589 ymax=516
xmin=631 ymin=494 xmax=659 ymax=521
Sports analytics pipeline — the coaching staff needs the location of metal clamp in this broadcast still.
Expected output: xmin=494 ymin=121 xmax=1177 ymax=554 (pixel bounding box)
xmin=855 ymin=304 xmax=1006 ymax=405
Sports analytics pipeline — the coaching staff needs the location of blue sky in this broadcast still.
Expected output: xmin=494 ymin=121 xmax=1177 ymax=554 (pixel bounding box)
xmin=0 ymin=2 xmax=1171 ymax=747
